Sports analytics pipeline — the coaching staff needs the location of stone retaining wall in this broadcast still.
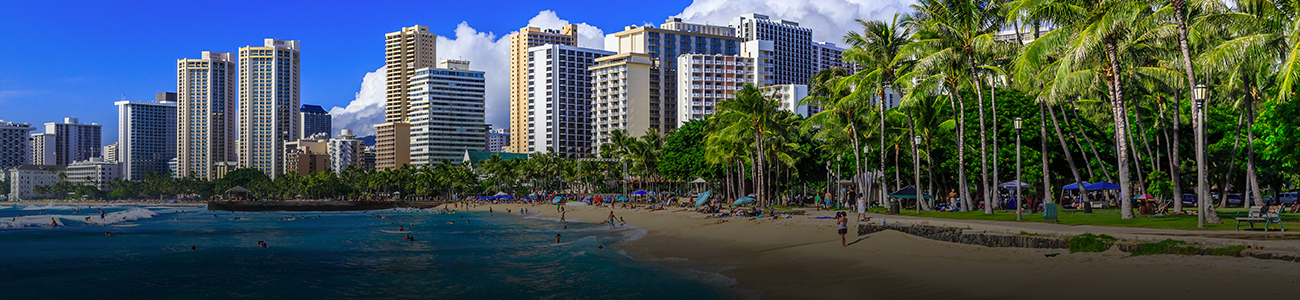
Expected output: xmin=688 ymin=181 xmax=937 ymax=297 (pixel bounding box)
xmin=857 ymin=223 xmax=1069 ymax=249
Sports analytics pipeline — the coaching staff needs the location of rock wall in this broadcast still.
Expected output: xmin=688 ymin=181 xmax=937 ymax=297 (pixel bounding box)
xmin=857 ymin=223 xmax=1069 ymax=249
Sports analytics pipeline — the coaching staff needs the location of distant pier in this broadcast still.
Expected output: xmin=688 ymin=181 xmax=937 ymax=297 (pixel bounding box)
xmin=207 ymin=200 xmax=447 ymax=212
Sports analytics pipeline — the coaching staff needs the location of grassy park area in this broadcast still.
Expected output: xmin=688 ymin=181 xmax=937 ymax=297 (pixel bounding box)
xmin=865 ymin=206 xmax=1299 ymax=231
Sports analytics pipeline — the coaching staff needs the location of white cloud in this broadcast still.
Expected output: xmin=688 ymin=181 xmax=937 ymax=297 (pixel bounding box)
xmin=330 ymin=11 xmax=605 ymax=135
xmin=329 ymin=66 xmax=385 ymax=137
xmin=674 ymin=0 xmax=914 ymax=44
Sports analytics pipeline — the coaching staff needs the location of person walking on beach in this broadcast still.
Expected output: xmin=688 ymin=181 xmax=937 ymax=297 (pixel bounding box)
xmin=835 ymin=212 xmax=848 ymax=247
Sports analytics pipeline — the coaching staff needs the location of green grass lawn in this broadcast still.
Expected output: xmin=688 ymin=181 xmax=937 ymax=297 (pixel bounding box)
xmin=865 ymin=206 xmax=1299 ymax=231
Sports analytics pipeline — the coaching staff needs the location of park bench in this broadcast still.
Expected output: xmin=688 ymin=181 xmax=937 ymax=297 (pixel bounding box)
xmin=1234 ymin=207 xmax=1284 ymax=232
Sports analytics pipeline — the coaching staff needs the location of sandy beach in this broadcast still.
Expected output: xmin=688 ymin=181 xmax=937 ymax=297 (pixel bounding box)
xmin=465 ymin=203 xmax=1299 ymax=300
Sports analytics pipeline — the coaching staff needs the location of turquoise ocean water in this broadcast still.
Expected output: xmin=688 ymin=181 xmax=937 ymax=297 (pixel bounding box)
xmin=0 ymin=204 xmax=734 ymax=299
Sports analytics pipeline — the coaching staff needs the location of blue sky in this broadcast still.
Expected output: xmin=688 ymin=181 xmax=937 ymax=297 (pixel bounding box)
xmin=0 ymin=0 xmax=908 ymax=144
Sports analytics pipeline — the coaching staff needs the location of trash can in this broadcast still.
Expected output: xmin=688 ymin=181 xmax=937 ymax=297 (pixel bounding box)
xmin=1043 ymin=204 xmax=1058 ymax=222
xmin=889 ymin=201 xmax=900 ymax=214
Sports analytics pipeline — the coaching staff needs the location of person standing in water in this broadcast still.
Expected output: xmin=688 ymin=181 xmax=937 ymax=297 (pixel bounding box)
xmin=555 ymin=234 xmax=561 ymax=244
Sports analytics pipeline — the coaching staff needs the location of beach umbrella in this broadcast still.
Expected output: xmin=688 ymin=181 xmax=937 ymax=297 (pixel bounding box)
xmin=632 ymin=190 xmax=648 ymax=196
xmin=1133 ymin=194 xmax=1155 ymax=200
xmin=731 ymin=197 xmax=756 ymax=206
xmin=1084 ymin=181 xmax=1122 ymax=191
xmin=551 ymin=196 xmax=564 ymax=203
xmin=1062 ymin=181 xmax=1094 ymax=190
xmin=998 ymin=180 xmax=1031 ymax=190
xmin=493 ymin=191 xmax=509 ymax=197
xmin=887 ymin=186 xmax=934 ymax=199
xmin=616 ymin=196 xmax=630 ymax=202
xmin=694 ymin=190 xmax=712 ymax=207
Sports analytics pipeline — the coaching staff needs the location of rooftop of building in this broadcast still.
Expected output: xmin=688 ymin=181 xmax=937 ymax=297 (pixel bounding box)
xmin=5 ymin=165 xmax=66 ymax=172
xmin=300 ymin=104 xmax=328 ymax=113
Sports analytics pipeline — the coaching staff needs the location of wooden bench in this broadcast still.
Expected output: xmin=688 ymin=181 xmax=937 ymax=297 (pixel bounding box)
xmin=1235 ymin=207 xmax=1285 ymax=232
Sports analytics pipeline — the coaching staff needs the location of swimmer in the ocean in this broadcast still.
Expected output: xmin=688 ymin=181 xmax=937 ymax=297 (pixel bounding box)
xmin=104 ymin=232 xmax=116 ymax=237
xmin=556 ymin=233 xmax=561 ymax=244
xmin=399 ymin=226 xmax=404 ymax=232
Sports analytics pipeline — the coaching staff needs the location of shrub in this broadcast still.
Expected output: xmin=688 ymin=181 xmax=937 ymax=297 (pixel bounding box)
xmin=1068 ymin=233 xmax=1117 ymax=253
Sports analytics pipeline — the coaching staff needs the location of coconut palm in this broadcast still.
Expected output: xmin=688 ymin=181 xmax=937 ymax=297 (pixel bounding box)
xmin=844 ymin=13 xmax=914 ymax=200
xmin=712 ymin=84 xmax=785 ymax=206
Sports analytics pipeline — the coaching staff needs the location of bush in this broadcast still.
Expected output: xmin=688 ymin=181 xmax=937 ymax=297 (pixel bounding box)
xmin=1068 ymin=233 xmax=1117 ymax=253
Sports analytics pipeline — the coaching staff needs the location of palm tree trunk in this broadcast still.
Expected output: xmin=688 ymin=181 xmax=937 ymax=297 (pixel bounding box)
xmin=1049 ymin=104 xmax=1091 ymax=209
xmin=949 ymin=89 xmax=973 ymax=212
xmin=1245 ymin=97 xmax=1264 ymax=206
xmin=1041 ymin=101 xmax=1054 ymax=204
xmin=881 ymin=92 xmax=890 ymax=206
xmin=1131 ymin=104 xmax=1158 ymax=171
xmin=1067 ymin=131 xmax=1096 ymax=179
xmin=1220 ymin=114 xmax=1244 ymax=209
xmin=1069 ymin=105 xmax=1114 ymax=182
xmin=971 ymin=61 xmax=993 ymax=215
xmin=1105 ymin=39 xmax=1135 ymax=219
xmin=1126 ymin=113 xmax=1147 ymax=194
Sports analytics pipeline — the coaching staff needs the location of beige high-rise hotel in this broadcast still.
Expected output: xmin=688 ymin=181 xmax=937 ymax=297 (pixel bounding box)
xmin=375 ymin=25 xmax=436 ymax=170
xmin=238 ymin=38 xmax=301 ymax=177
xmin=508 ymin=25 xmax=578 ymax=153
xmin=177 ymin=51 xmax=237 ymax=180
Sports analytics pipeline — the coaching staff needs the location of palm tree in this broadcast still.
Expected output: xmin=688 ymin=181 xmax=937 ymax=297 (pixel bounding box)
xmin=712 ymin=84 xmax=785 ymax=206
xmin=844 ymin=13 xmax=914 ymax=202
xmin=803 ymin=67 xmax=874 ymax=200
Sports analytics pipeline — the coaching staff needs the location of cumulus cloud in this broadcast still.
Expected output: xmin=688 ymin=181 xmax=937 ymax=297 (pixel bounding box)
xmin=330 ymin=10 xmax=605 ymax=135
xmin=674 ymin=0 xmax=914 ymax=44
xmin=329 ymin=66 xmax=385 ymax=137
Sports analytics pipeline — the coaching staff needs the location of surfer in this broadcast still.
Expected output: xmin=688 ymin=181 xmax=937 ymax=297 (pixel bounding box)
xmin=50 ymin=218 xmax=58 ymax=227
xmin=100 ymin=211 xmax=106 ymax=219
xmin=104 ymin=232 xmax=116 ymax=237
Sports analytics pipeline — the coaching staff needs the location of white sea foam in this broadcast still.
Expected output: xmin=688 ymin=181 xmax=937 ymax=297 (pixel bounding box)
xmin=0 ymin=208 xmax=159 ymax=229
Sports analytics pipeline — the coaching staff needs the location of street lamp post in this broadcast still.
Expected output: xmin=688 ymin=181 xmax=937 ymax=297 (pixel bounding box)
xmin=1015 ymin=117 xmax=1023 ymax=221
xmin=1194 ymin=84 xmax=1208 ymax=228
xmin=914 ymin=135 xmax=923 ymax=214
xmin=863 ymin=144 xmax=872 ymax=208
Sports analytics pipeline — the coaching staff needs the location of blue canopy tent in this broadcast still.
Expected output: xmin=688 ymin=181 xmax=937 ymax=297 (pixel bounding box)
xmin=694 ymin=190 xmax=712 ymax=207
xmin=731 ymin=196 xmax=756 ymax=206
xmin=1062 ymin=181 xmax=1094 ymax=190
xmin=1084 ymin=181 xmax=1121 ymax=191
xmin=632 ymin=190 xmax=648 ymax=196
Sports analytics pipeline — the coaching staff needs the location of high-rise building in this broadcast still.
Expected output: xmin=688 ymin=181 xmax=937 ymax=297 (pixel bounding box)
xmin=730 ymin=13 xmax=814 ymax=85
xmin=43 ymin=117 xmax=102 ymax=166
xmin=509 ymin=25 xmax=579 ymax=153
xmin=812 ymin=41 xmax=850 ymax=72
xmin=116 ymin=97 xmax=177 ymax=180
xmin=384 ymin=25 xmax=437 ymax=123
xmin=238 ymin=38 xmax=301 ymax=177
xmin=764 ymin=84 xmax=814 ymax=116
xmin=328 ymin=129 xmax=365 ymax=173
xmin=299 ymin=104 xmax=331 ymax=139
xmin=525 ymin=45 xmax=612 ymax=157
xmin=377 ymin=26 xmax=437 ymax=170
xmin=409 ymin=60 xmax=487 ymax=165
xmin=605 ymin=19 xmax=744 ymax=134
xmin=177 ymin=51 xmax=237 ymax=180
xmin=29 ymin=133 xmax=55 ymax=166
xmin=590 ymin=53 xmax=654 ymax=147
xmin=0 ymin=121 xmax=35 ymax=169
xmin=676 ymin=40 xmax=773 ymax=126
xmin=102 ymin=142 xmax=119 ymax=163
xmin=485 ymin=128 xmax=510 ymax=152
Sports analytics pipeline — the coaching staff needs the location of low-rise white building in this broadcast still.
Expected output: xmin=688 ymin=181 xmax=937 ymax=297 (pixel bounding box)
xmin=67 ymin=158 xmax=121 ymax=190
xmin=6 ymin=165 xmax=65 ymax=200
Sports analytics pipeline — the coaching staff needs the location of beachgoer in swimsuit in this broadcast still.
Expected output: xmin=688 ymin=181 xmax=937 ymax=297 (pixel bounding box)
xmin=399 ymin=226 xmax=404 ymax=232
xmin=561 ymin=212 xmax=566 ymax=222
xmin=836 ymin=212 xmax=849 ymax=247
xmin=192 ymin=246 xmax=196 ymax=251
xmin=556 ymin=234 xmax=561 ymax=244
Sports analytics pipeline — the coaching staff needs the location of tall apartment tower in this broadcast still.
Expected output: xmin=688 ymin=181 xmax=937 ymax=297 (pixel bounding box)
xmin=812 ymin=41 xmax=851 ymax=72
xmin=299 ymin=104 xmax=331 ymax=139
xmin=590 ymin=53 xmax=654 ymax=147
xmin=676 ymin=40 xmax=773 ymax=127
xmin=103 ymin=142 xmax=119 ymax=163
xmin=328 ymin=129 xmax=365 ymax=173
xmin=116 ymin=98 xmax=177 ymax=180
xmin=730 ymin=13 xmax=814 ymax=85
xmin=508 ymin=25 xmax=579 ymax=153
xmin=238 ymin=38 xmax=301 ymax=177
xmin=177 ymin=51 xmax=237 ymax=180
xmin=409 ymin=60 xmax=487 ymax=165
xmin=43 ymin=117 xmax=102 ymax=166
xmin=525 ymin=45 xmax=612 ymax=157
xmin=29 ymin=133 xmax=55 ymax=166
xmin=604 ymin=19 xmax=742 ymax=135
xmin=0 ymin=121 xmax=35 ymax=168
xmin=376 ymin=25 xmax=437 ymax=170
xmin=485 ymin=128 xmax=509 ymax=152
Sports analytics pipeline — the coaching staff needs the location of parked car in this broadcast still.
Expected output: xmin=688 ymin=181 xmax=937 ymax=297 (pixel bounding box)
xmin=1180 ymin=193 xmax=1198 ymax=206
xmin=1273 ymin=192 xmax=1298 ymax=205
xmin=1225 ymin=193 xmax=1244 ymax=206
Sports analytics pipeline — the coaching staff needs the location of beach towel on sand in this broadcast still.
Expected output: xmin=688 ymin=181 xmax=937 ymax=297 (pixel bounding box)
xmin=807 ymin=216 xmax=836 ymax=219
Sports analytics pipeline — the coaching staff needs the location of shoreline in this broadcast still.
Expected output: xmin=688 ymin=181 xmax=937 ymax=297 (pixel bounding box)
xmin=463 ymin=203 xmax=1298 ymax=300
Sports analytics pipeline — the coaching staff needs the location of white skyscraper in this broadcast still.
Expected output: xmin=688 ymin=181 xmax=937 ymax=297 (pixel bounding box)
xmin=238 ymin=38 xmax=301 ymax=177
xmin=730 ymin=13 xmax=814 ymax=85
xmin=409 ymin=60 xmax=487 ymax=165
xmin=676 ymin=40 xmax=773 ymax=127
xmin=0 ymin=121 xmax=35 ymax=168
xmin=116 ymin=98 xmax=177 ymax=180
xmin=177 ymin=51 xmax=237 ymax=180
xmin=42 ymin=117 xmax=102 ymax=166
xmin=525 ymin=45 xmax=611 ymax=157
xmin=328 ymin=129 xmax=365 ymax=173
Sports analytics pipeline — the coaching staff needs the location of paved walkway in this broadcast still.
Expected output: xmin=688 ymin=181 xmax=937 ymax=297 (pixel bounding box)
xmin=854 ymin=211 xmax=1300 ymax=253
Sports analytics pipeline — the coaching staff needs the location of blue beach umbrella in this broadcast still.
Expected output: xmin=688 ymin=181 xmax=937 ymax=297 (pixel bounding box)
xmin=1062 ymin=181 xmax=1094 ymax=190
xmin=616 ymin=196 xmax=630 ymax=202
xmin=694 ymin=190 xmax=712 ymax=207
xmin=731 ymin=196 xmax=756 ymax=206
xmin=1084 ymin=181 xmax=1122 ymax=191
xmin=551 ymin=196 xmax=564 ymax=204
